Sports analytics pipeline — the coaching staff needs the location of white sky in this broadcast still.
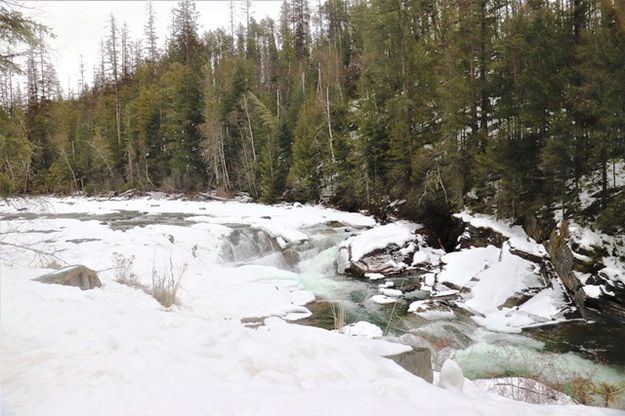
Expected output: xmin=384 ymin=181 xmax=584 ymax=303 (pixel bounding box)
xmin=22 ymin=1 xmax=283 ymax=94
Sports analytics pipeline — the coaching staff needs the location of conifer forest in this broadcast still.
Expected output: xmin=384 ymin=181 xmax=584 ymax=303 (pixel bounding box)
xmin=1 ymin=0 xmax=623 ymax=232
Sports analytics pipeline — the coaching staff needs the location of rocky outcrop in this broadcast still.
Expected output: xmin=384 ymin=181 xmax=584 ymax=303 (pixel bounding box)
xmin=457 ymin=224 xmax=508 ymax=250
xmin=546 ymin=225 xmax=625 ymax=323
xmin=34 ymin=265 xmax=102 ymax=290
xmin=387 ymin=347 xmax=433 ymax=384
xmin=523 ymin=214 xmax=556 ymax=244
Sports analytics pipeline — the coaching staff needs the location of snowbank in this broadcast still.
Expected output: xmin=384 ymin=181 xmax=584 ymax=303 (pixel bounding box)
xmin=0 ymin=197 xmax=620 ymax=416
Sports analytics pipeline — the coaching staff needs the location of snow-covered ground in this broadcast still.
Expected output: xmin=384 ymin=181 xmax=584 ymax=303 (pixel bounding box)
xmin=566 ymin=221 xmax=625 ymax=289
xmin=577 ymin=160 xmax=625 ymax=211
xmin=1 ymin=196 xmax=621 ymax=415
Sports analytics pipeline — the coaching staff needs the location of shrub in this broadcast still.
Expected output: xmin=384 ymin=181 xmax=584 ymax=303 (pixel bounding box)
xmin=151 ymin=256 xmax=186 ymax=308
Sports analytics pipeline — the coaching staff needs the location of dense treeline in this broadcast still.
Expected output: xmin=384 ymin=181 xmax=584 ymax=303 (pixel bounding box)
xmin=1 ymin=0 xmax=624 ymax=233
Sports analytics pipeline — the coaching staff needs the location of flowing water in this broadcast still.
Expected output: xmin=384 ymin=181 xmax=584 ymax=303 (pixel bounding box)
xmin=222 ymin=219 xmax=625 ymax=408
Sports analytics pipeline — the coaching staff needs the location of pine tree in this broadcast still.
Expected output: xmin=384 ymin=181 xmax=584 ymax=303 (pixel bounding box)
xmin=144 ymin=1 xmax=159 ymax=63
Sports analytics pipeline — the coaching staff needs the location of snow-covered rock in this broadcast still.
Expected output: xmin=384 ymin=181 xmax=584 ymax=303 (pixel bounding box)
xmin=34 ymin=265 xmax=102 ymax=290
xmin=341 ymin=321 xmax=383 ymax=338
xmin=438 ymin=359 xmax=464 ymax=391
xmin=337 ymin=221 xmax=420 ymax=277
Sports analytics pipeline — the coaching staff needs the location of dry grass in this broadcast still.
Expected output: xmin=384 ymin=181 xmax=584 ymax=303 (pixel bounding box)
xmin=150 ymin=256 xmax=186 ymax=308
xmin=112 ymin=252 xmax=186 ymax=308
xmin=113 ymin=252 xmax=139 ymax=287
xmin=330 ymin=301 xmax=346 ymax=331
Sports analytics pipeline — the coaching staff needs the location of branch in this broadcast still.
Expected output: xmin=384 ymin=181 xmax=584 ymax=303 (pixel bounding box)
xmin=0 ymin=241 xmax=68 ymax=265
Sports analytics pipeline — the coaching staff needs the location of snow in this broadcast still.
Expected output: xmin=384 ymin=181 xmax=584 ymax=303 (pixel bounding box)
xmin=437 ymin=242 xmax=567 ymax=333
xmin=365 ymin=272 xmax=385 ymax=281
xmin=583 ymin=285 xmax=602 ymax=299
xmin=341 ymin=321 xmax=384 ymax=338
xmin=438 ymin=246 xmax=502 ymax=287
xmin=567 ymin=221 xmax=625 ymax=286
xmin=438 ymin=359 xmax=465 ymax=391
xmin=408 ymin=300 xmax=455 ymax=320
xmin=577 ymin=161 xmax=625 ymax=210
xmin=369 ymin=295 xmax=397 ymax=304
xmin=472 ymin=377 xmax=575 ymax=405
xmin=0 ymin=196 xmax=620 ymax=416
xmin=464 ymin=245 xmax=543 ymax=314
xmin=340 ymin=221 xmax=420 ymax=262
xmin=412 ymin=246 xmax=445 ymax=267
xmin=379 ymin=288 xmax=403 ymax=297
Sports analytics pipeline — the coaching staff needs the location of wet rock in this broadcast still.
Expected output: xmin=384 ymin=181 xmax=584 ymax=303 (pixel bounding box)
xmin=387 ymin=347 xmax=433 ymax=383
xmin=34 ymin=265 xmax=102 ymax=290
xmin=282 ymin=248 xmax=300 ymax=267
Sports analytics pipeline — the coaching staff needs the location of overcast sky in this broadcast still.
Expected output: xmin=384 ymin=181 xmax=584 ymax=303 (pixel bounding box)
xmin=22 ymin=1 xmax=282 ymax=94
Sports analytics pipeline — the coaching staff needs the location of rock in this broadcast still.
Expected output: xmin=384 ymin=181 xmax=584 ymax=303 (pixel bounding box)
xmin=403 ymin=289 xmax=431 ymax=301
xmin=408 ymin=300 xmax=455 ymax=320
xmin=547 ymin=224 xmax=625 ymax=323
xmin=339 ymin=245 xmax=412 ymax=277
xmin=523 ymin=213 xmax=556 ymax=244
xmin=336 ymin=222 xmax=419 ymax=278
xmin=281 ymin=248 xmax=300 ymax=267
xmin=387 ymin=347 xmax=433 ymax=384
xmin=438 ymin=359 xmax=464 ymax=391
xmin=34 ymin=265 xmax=102 ymax=290
xmin=457 ymin=223 xmax=507 ymax=249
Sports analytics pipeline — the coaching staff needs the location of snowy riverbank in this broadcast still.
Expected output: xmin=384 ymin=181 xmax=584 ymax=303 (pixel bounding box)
xmin=1 ymin=195 xmax=622 ymax=415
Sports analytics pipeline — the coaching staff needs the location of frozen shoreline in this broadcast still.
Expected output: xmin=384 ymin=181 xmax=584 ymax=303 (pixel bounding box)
xmin=1 ymin=196 xmax=622 ymax=415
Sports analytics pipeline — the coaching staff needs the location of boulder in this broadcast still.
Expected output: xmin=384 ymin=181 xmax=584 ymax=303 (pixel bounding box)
xmin=387 ymin=347 xmax=433 ymax=384
xmin=338 ymin=245 xmax=413 ymax=277
xmin=34 ymin=265 xmax=102 ymax=290
xmin=457 ymin=223 xmax=507 ymax=250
